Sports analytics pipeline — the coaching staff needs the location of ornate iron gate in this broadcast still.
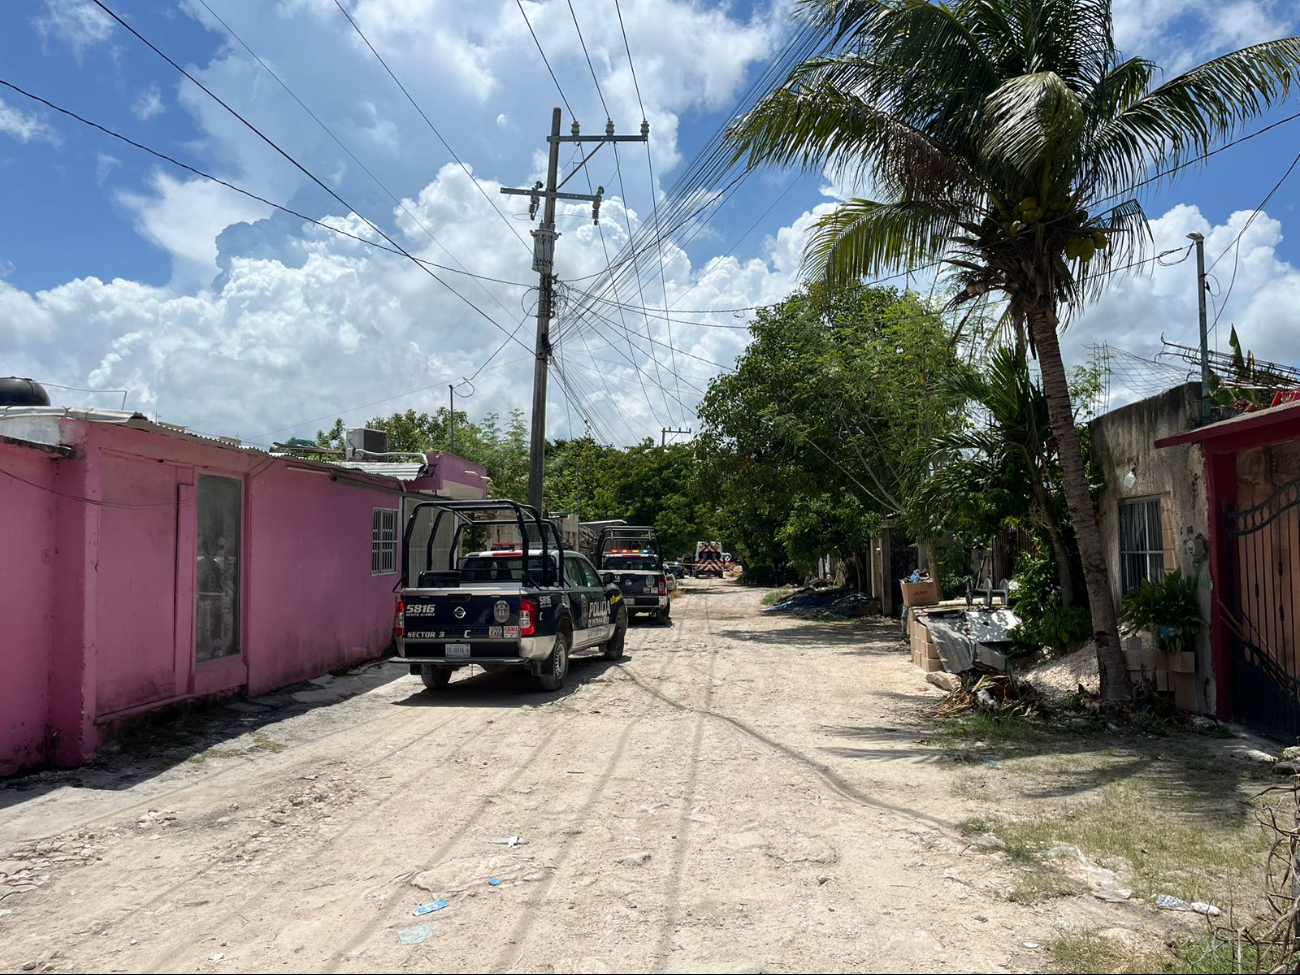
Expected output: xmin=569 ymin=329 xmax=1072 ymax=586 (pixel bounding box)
xmin=1224 ymin=477 xmax=1300 ymax=740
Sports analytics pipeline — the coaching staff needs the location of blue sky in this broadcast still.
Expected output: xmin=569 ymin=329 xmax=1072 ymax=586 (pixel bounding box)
xmin=3 ymin=0 xmax=1300 ymax=443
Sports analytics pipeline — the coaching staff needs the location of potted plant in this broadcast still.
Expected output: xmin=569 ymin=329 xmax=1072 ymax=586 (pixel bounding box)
xmin=1120 ymin=570 xmax=1204 ymax=666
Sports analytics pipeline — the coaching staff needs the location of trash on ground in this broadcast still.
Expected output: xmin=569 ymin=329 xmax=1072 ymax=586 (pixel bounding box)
xmin=397 ymin=924 xmax=437 ymax=945
xmin=1049 ymin=844 xmax=1132 ymax=901
xmin=932 ymin=674 xmax=1043 ymax=721
xmin=491 ymin=835 xmax=527 ymax=848
xmin=1155 ymin=893 xmax=1221 ymax=916
xmin=763 ymin=587 xmax=880 ymax=618
xmin=488 ymin=877 xmax=502 ymax=887
xmin=412 ymin=898 xmax=450 ymax=916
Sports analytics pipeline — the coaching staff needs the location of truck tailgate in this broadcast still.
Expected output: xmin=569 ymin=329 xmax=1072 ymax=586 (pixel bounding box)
xmin=403 ymin=591 xmax=522 ymax=641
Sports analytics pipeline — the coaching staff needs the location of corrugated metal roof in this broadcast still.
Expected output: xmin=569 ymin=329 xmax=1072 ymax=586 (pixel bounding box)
xmin=330 ymin=460 xmax=428 ymax=480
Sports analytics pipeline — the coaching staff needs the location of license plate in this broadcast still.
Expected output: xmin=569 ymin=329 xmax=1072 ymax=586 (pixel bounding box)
xmin=446 ymin=644 xmax=471 ymax=659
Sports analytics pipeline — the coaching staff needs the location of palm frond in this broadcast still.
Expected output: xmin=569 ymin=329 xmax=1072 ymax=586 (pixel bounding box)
xmin=802 ymin=199 xmax=958 ymax=286
xmin=980 ymin=71 xmax=1085 ymax=178
xmin=726 ymin=71 xmax=978 ymax=202
xmin=1088 ymin=38 xmax=1300 ymax=194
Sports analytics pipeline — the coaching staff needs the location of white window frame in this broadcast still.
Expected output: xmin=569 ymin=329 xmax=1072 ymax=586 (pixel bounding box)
xmin=372 ymin=507 xmax=399 ymax=576
xmin=1118 ymin=497 xmax=1165 ymax=594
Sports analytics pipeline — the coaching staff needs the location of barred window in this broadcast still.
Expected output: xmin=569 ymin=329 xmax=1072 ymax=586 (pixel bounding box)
xmin=1119 ymin=498 xmax=1165 ymax=594
xmin=372 ymin=508 xmax=398 ymax=575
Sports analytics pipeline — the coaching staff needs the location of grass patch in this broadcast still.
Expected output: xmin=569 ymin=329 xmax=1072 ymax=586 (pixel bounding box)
xmin=761 ymin=588 xmax=793 ymax=606
xmin=1050 ymin=930 xmax=1174 ymax=974
xmin=1007 ymin=867 xmax=1087 ymax=904
xmin=1050 ymin=930 xmax=1278 ymax=975
xmin=930 ymin=710 xmax=1051 ymax=747
xmin=957 ymin=772 xmax=1272 ymax=904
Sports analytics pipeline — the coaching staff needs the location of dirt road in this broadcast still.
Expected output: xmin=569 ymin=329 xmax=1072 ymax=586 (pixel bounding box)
xmin=0 ymin=579 xmax=1054 ymax=973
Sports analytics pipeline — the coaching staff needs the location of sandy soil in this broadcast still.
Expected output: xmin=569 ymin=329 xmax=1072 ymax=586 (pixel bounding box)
xmin=0 ymin=579 xmax=1089 ymax=974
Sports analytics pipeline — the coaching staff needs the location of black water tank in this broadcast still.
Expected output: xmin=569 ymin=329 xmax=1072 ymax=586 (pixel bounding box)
xmin=0 ymin=377 xmax=52 ymax=407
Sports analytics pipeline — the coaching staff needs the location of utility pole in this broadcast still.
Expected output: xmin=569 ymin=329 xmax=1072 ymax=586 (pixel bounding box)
xmin=502 ymin=109 xmax=649 ymax=515
xmin=448 ymin=383 xmax=456 ymax=456
xmin=661 ymin=426 xmax=692 ymax=447
xmin=1188 ymin=231 xmax=1210 ymax=422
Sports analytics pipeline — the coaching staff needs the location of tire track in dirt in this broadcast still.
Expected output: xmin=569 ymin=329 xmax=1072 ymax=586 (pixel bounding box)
xmin=649 ymin=575 xmax=720 ymax=972
xmin=619 ymin=585 xmax=951 ymax=832
xmin=137 ymin=701 xmax=526 ymax=974
xmin=322 ymin=637 xmax=687 ymax=973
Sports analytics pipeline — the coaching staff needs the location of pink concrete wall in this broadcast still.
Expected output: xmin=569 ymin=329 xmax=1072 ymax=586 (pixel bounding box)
xmin=245 ymin=467 xmax=407 ymax=694
xmin=2 ymin=418 xmax=475 ymax=775
xmin=0 ymin=440 xmax=59 ymax=775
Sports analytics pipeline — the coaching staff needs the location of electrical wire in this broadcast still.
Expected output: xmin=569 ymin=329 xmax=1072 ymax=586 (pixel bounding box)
xmin=329 ymin=0 xmax=532 ymax=255
xmin=565 ymin=0 xmax=610 ymax=121
xmin=514 ymin=0 xmax=576 ymax=118
xmin=0 ymin=81 xmax=532 ymax=291
xmin=87 ymin=2 xmax=534 ymax=358
xmin=194 ymin=0 xmax=527 ymax=323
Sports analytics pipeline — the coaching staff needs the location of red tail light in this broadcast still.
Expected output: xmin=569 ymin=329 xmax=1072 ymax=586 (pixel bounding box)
xmin=520 ymin=597 xmax=538 ymax=636
xmin=393 ymin=598 xmax=405 ymax=638
xmin=657 ymin=575 xmax=667 ymax=595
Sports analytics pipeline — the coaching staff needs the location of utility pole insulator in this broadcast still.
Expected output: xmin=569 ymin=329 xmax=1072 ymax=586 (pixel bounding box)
xmin=592 ymin=186 xmax=604 ymax=225
xmin=572 ymin=119 xmax=580 ymax=138
xmin=640 ymin=118 xmax=649 ymax=138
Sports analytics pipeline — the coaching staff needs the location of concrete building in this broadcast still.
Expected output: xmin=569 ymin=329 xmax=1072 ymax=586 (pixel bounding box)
xmin=1091 ymin=384 xmax=1212 ymax=713
xmin=0 ymin=406 xmax=486 ymax=775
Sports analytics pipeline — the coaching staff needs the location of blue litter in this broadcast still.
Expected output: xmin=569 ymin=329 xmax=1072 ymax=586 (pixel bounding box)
xmin=397 ymin=924 xmax=437 ymax=945
xmin=413 ymin=898 xmax=450 ymax=916
xmin=488 ymin=877 xmax=502 ymax=887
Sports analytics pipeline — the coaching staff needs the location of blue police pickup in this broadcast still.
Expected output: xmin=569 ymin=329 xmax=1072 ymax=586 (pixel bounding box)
xmin=393 ymin=500 xmax=628 ymax=692
xmin=596 ymin=525 xmax=671 ymax=624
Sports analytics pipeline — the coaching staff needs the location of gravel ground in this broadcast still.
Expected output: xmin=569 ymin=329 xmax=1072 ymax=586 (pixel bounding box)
xmin=0 ymin=578 xmax=1072 ymax=974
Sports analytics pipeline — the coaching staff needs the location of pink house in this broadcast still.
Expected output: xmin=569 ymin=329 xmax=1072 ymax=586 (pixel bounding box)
xmin=0 ymin=407 xmax=486 ymax=775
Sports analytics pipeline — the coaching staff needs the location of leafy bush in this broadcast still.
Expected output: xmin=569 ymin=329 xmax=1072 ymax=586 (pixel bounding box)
xmin=1008 ymin=549 xmax=1092 ymax=654
xmin=1120 ymin=570 xmax=1204 ymax=652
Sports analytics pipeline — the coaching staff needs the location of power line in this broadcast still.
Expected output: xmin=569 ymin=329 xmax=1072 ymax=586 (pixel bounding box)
xmin=514 ymin=0 xmax=576 ymax=118
xmin=328 ymin=0 xmax=532 ymax=255
xmin=1205 ymin=147 xmax=1300 ymax=334
xmin=87 ymin=2 xmax=533 ymax=356
xmin=193 ymin=0 xmax=526 ymax=322
xmin=565 ymin=0 xmax=610 ymax=120
xmin=0 ymin=80 xmax=534 ymax=291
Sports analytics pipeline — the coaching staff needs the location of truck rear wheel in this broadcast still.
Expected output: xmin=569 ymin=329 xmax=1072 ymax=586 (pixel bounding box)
xmin=539 ymin=630 xmax=571 ymax=691
xmin=656 ymin=605 xmax=672 ymax=626
xmin=420 ymin=665 xmax=452 ymax=691
xmin=603 ymin=610 xmax=628 ymax=660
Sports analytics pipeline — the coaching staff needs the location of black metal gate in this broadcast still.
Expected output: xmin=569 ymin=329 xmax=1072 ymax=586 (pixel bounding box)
xmin=1224 ymin=476 xmax=1300 ymax=740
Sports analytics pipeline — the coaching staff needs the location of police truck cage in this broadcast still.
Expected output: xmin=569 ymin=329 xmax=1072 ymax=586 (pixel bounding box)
xmin=401 ymin=498 xmax=565 ymax=590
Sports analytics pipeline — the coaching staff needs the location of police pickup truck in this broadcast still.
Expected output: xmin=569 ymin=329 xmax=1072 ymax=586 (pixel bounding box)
xmin=394 ymin=500 xmax=629 ymax=692
xmin=596 ymin=525 xmax=671 ymax=625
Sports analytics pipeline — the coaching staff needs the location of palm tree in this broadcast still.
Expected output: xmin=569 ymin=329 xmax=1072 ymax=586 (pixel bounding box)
xmin=922 ymin=345 xmax=1078 ymax=606
xmin=727 ymin=0 xmax=1300 ymax=701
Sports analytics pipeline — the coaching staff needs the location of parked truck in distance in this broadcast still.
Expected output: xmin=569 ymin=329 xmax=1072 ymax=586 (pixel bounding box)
xmin=597 ymin=526 xmax=671 ymax=624
xmin=393 ymin=500 xmax=628 ymax=692
xmin=694 ymin=541 xmax=724 ymax=578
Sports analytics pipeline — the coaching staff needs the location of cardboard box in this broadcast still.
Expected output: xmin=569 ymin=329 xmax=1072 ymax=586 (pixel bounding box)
xmin=921 ymin=640 xmax=941 ymax=662
xmin=900 ymin=578 xmax=940 ymax=608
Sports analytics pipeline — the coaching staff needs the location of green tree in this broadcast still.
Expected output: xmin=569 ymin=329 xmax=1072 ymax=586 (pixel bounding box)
xmin=727 ymin=0 xmax=1300 ymax=700
xmin=698 ymin=282 xmax=964 ymax=585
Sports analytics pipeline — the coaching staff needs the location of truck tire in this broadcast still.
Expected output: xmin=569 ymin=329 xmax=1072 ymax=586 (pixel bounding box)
xmin=656 ymin=605 xmax=672 ymax=626
xmin=420 ymin=665 xmax=452 ymax=691
xmin=603 ymin=610 xmax=628 ymax=660
xmin=539 ymin=629 xmax=571 ymax=691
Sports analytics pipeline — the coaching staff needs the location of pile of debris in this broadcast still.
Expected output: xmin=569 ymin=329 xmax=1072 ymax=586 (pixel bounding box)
xmin=764 ymin=587 xmax=881 ymax=618
xmin=930 ymin=673 xmax=1045 ymax=721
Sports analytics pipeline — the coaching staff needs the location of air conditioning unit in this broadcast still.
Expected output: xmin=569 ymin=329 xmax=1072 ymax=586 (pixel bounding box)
xmin=345 ymin=427 xmax=389 ymax=459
